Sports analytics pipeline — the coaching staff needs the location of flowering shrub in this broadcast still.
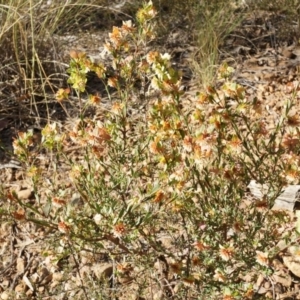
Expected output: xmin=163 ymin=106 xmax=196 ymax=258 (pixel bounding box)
xmin=7 ymin=1 xmax=300 ymax=299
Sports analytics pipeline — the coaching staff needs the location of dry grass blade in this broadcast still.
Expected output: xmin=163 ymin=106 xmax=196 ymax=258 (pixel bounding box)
xmin=0 ymin=0 xmax=136 ymax=129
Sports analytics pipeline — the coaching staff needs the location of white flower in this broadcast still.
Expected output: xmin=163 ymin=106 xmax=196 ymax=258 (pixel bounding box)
xmin=94 ymin=214 xmax=102 ymax=225
xmin=161 ymin=53 xmax=171 ymax=61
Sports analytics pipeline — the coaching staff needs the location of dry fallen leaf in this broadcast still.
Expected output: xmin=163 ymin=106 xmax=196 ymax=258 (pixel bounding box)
xmin=0 ymin=291 xmax=10 ymax=300
xmin=16 ymin=257 xmax=25 ymax=274
xmin=92 ymin=262 xmax=113 ymax=280
xmin=16 ymin=188 xmax=33 ymax=200
xmin=23 ymin=274 xmax=35 ymax=291
xmin=14 ymin=283 xmax=25 ymax=294
xmin=272 ymin=271 xmax=292 ymax=287
xmin=283 ymin=256 xmax=300 ymax=278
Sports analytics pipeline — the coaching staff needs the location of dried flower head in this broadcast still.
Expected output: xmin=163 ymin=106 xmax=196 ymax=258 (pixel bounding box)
xmin=91 ymin=145 xmax=105 ymax=157
xmin=112 ymin=102 xmax=123 ymax=114
xmin=213 ymin=269 xmax=226 ymax=282
xmin=256 ymin=250 xmax=269 ymax=267
xmin=52 ymin=197 xmax=67 ymax=208
xmin=94 ymin=127 xmax=111 ymax=142
xmin=149 ymin=139 xmax=162 ymax=154
xmin=284 ymin=167 xmax=300 ymax=184
xmin=192 ymin=256 xmax=201 ymax=266
xmin=13 ymin=209 xmax=26 ymax=221
xmin=109 ymin=26 xmax=122 ymax=46
xmin=253 ymin=121 xmax=268 ymax=136
xmin=244 ymin=288 xmax=254 ymax=299
xmin=254 ymin=198 xmax=268 ymax=212
xmin=153 ymin=190 xmax=164 ymax=203
xmin=121 ymin=20 xmax=135 ymax=34
xmin=146 ymin=51 xmax=159 ymax=64
xmin=227 ymin=135 xmax=242 ymax=153
xmin=219 ymin=245 xmax=235 ymax=261
xmin=113 ymin=222 xmax=127 ymax=238
xmin=169 ymin=261 xmax=182 ymax=274
xmin=193 ymin=241 xmax=209 ymax=251
xmin=183 ymin=136 xmax=194 ymax=152
xmin=117 ymin=262 xmax=133 ymax=274
xmin=58 ymin=221 xmax=71 ymax=234
xmin=287 ymin=114 xmax=300 ymax=127
xmin=182 ymin=276 xmax=195 ymax=287
xmin=108 ymin=77 xmax=118 ymax=88
xmin=281 ymin=134 xmax=300 ymax=151
xmin=89 ymin=94 xmax=101 ymax=105
xmin=27 ymin=166 xmax=39 ymax=178
xmin=252 ymin=98 xmax=263 ymax=115
xmin=56 ymin=88 xmax=70 ymax=102
xmin=136 ymin=2 xmax=157 ymax=24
